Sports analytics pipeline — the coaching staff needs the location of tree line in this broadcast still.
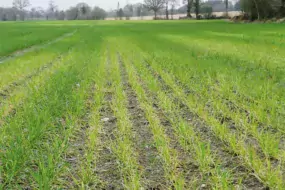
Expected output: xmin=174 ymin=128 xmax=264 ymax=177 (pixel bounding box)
xmin=1 ymin=0 xmax=284 ymax=21
xmin=0 ymin=0 xmax=107 ymax=21
xmin=239 ymin=0 xmax=285 ymax=20
xmin=144 ymin=0 xmax=285 ymax=20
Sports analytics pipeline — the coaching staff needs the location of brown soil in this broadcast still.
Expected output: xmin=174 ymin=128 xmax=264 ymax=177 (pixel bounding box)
xmin=120 ymin=55 xmax=204 ymax=188
xmin=118 ymin=55 xmax=167 ymax=189
xmin=140 ymin=59 xmax=266 ymax=189
xmin=152 ymin=100 xmax=204 ymax=188
xmin=61 ymin=84 xmax=96 ymax=188
xmin=94 ymin=53 xmax=123 ymax=189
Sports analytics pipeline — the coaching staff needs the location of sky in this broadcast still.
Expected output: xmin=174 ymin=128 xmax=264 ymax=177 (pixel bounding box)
xmin=0 ymin=0 xmax=142 ymax=11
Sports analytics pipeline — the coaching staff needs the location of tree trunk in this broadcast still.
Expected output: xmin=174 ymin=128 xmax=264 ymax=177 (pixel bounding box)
xmin=253 ymin=0 xmax=260 ymax=20
xmin=195 ymin=0 xmax=199 ymax=20
xmin=225 ymin=0 xmax=228 ymax=17
xmin=166 ymin=2 xmax=169 ymax=20
xmin=187 ymin=0 xmax=192 ymax=17
xmin=281 ymin=0 xmax=285 ymax=16
xmin=154 ymin=11 xmax=157 ymax=19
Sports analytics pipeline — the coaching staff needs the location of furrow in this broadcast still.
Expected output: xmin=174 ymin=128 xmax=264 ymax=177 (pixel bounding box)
xmin=143 ymin=57 xmax=284 ymax=161
xmin=131 ymin=54 xmax=266 ymax=189
xmin=0 ymin=50 xmax=71 ymax=103
xmin=94 ymin=47 xmax=122 ymax=189
xmin=138 ymin=55 xmax=284 ymax=188
xmin=72 ymin=48 xmax=107 ymax=189
xmin=0 ymin=46 xmax=76 ymax=127
xmin=119 ymin=51 xmax=186 ymax=189
xmin=105 ymin=47 xmax=142 ymax=189
xmin=118 ymin=54 xmax=167 ymax=189
xmin=60 ymin=82 xmax=97 ymax=188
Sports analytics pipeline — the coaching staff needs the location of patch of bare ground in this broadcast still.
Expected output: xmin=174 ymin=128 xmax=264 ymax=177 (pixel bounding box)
xmin=142 ymin=61 xmax=266 ymax=189
xmin=118 ymin=56 xmax=166 ymax=189
xmin=0 ymin=31 xmax=76 ymax=64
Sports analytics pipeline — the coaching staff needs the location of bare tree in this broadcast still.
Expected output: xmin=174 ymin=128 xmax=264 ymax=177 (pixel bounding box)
xmin=144 ymin=0 xmax=165 ymax=19
xmin=12 ymin=0 xmax=30 ymax=10
xmin=35 ymin=7 xmax=44 ymax=19
xmin=252 ymin=0 xmax=260 ymax=20
xmin=117 ymin=8 xmax=124 ymax=19
xmin=66 ymin=6 xmax=78 ymax=20
xmin=124 ymin=4 xmax=134 ymax=19
xmin=47 ymin=0 xmax=57 ymax=20
xmin=184 ymin=0 xmax=193 ymax=17
xmin=224 ymin=0 xmax=229 ymax=17
xmin=116 ymin=2 xmax=120 ymax=20
xmin=170 ymin=0 xmax=179 ymax=19
xmin=136 ymin=3 xmax=143 ymax=17
xmin=281 ymin=0 xmax=285 ymax=16
xmin=0 ymin=7 xmax=17 ymax=21
xmin=76 ymin=3 xmax=92 ymax=19
xmin=12 ymin=0 xmax=30 ymax=20
xmin=240 ymin=0 xmax=279 ymax=20
xmin=165 ymin=0 xmax=169 ymax=19
xmin=194 ymin=0 xmax=200 ymax=19
xmin=91 ymin=6 xmax=107 ymax=20
xmin=30 ymin=7 xmax=36 ymax=19
xmin=56 ymin=10 xmax=65 ymax=20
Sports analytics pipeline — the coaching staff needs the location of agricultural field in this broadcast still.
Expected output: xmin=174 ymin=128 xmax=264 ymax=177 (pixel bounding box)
xmin=0 ymin=20 xmax=284 ymax=189
xmin=0 ymin=23 xmax=76 ymax=58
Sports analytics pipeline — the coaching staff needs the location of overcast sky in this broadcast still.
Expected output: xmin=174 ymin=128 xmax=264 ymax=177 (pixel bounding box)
xmin=0 ymin=0 xmax=143 ymax=11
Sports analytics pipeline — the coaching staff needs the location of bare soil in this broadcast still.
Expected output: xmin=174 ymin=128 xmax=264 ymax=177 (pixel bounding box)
xmin=95 ymin=53 xmax=123 ymax=189
xmin=141 ymin=59 xmax=266 ymax=189
xmin=118 ymin=55 xmax=166 ymax=189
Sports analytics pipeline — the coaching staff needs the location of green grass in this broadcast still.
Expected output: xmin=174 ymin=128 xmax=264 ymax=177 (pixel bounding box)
xmin=0 ymin=20 xmax=284 ymax=189
xmin=0 ymin=22 xmax=75 ymax=57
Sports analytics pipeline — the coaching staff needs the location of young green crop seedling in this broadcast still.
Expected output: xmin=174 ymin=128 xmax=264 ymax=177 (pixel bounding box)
xmin=0 ymin=20 xmax=284 ymax=189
